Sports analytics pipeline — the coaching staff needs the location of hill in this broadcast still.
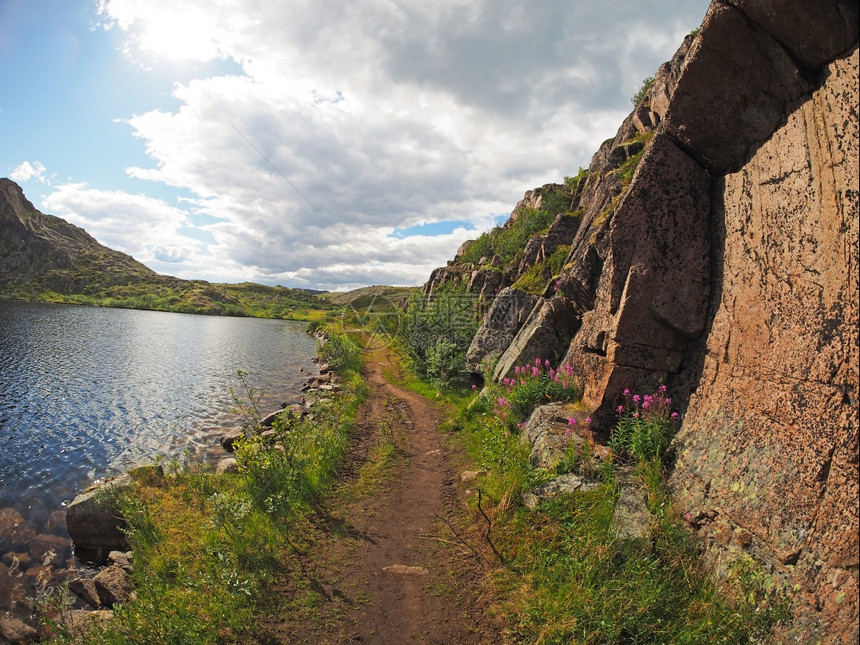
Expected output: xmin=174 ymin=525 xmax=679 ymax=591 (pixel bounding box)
xmin=0 ymin=178 xmax=332 ymax=318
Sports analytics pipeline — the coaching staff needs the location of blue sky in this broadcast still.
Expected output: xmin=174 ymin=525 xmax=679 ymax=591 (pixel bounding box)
xmin=1 ymin=0 xmax=710 ymax=290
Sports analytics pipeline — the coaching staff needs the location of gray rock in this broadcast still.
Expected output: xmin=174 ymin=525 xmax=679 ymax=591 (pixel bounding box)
xmin=466 ymin=288 xmax=540 ymax=373
xmin=493 ymin=297 xmax=579 ymax=382
xmin=220 ymin=427 xmax=245 ymax=452
xmin=611 ymin=469 xmax=651 ymax=540
xmin=215 ymin=457 xmax=239 ymax=475
xmin=107 ymin=550 xmax=134 ymax=574
xmin=522 ymin=473 xmax=600 ymax=509
xmin=66 ymin=474 xmax=133 ymax=565
xmin=459 ymin=470 xmax=488 ymax=482
xmin=63 ymin=609 xmax=113 ymax=640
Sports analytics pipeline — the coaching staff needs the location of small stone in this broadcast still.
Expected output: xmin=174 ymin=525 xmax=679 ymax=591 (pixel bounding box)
xmin=219 ymin=428 xmax=245 ymax=452
xmin=215 ymin=458 xmax=239 ymax=475
xmin=0 ymin=615 xmax=39 ymax=644
xmin=69 ymin=577 xmax=102 ymax=609
xmin=460 ymin=470 xmax=488 ymax=482
xmin=107 ymin=550 xmax=134 ymax=573
xmin=94 ymin=565 xmax=133 ymax=608
xmin=63 ymin=609 xmax=113 ymax=640
xmin=382 ymin=564 xmax=429 ymax=576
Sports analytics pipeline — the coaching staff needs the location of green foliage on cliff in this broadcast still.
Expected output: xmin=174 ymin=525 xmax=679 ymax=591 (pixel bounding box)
xmin=458 ymin=186 xmax=574 ymax=267
xmin=511 ymin=244 xmax=571 ymax=295
xmin=631 ymin=75 xmax=655 ymax=106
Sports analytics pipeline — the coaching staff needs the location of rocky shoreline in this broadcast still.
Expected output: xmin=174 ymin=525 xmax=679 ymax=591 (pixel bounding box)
xmin=0 ymin=342 xmax=336 ymax=643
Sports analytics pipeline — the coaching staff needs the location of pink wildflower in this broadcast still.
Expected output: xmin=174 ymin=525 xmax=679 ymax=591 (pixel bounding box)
xmin=642 ymin=400 xmax=650 ymax=410
xmin=531 ymin=366 xmax=540 ymax=378
xmin=617 ymin=405 xmax=624 ymax=414
xmin=659 ymin=385 xmax=667 ymax=393
xmin=623 ymin=388 xmax=630 ymax=396
xmin=665 ymin=398 xmax=672 ymax=405
xmin=472 ymin=384 xmax=477 ymax=390
xmin=633 ymin=412 xmax=640 ymax=419
xmin=497 ymin=397 xmax=508 ymax=407
xmin=584 ymin=417 xmax=592 ymax=424
xmin=568 ymin=418 xmax=577 ymax=425
xmin=562 ymin=381 xmax=568 ymax=389
xmin=671 ymin=412 xmax=679 ymax=420
xmin=515 ymin=366 xmax=521 ymax=374
xmin=632 ymin=394 xmax=641 ymax=404
xmin=544 ymin=359 xmax=551 ymax=368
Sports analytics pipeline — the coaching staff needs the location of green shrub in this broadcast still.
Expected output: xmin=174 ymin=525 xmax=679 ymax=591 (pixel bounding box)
xmin=631 ymin=75 xmax=655 ymax=106
xmin=400 ymin=289 xmax=478 ymax=388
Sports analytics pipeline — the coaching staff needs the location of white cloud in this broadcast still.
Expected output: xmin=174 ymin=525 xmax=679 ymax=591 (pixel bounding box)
xmin=39 ymin=183 xmax=213 ymax=274
xmin=10 ymin=160 xmax=48 ymax=184
xmin=74 ymin=0 xmax=711 ymax=289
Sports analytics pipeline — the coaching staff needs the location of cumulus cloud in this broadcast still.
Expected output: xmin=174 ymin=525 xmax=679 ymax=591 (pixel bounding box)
xmin=10 ymin=160 xmax=49 ymax=184
xmin=39 ymin=183 xmax=220 ymax=275
xmin=69 ymin=0 xmax=711 ymax=289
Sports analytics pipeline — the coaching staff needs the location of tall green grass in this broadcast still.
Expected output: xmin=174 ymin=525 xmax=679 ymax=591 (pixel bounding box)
xmin=47 ymin=330 xmax=365 ymax=644
xmin=447 ymin=372 xmax=790 ymax=644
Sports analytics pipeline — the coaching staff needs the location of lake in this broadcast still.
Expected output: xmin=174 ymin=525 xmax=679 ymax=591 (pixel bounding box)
xmin=0 ymin=300 xmax=319 ymax=607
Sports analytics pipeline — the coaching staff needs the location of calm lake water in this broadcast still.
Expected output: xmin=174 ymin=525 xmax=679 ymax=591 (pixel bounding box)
xmin=0 ymin=300 xmax=318 ymax=546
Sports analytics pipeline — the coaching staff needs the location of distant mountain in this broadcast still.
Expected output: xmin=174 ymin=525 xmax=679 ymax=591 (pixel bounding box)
xmin=0 ymin=178 xmax=331 ymax=318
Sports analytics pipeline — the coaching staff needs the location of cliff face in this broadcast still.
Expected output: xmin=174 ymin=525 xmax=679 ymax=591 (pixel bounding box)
xmin=0 ymin=178 xmax=158 ymax=295
xmin=424 ymin=0 xmax=858 ymax=639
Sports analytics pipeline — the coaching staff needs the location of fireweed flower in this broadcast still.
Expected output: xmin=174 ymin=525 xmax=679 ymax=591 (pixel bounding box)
xmin=623 ymin=388 xmax=630 ymax=396
xmin=671 ymin=412 xmax=679 ymax=419
xmin=568 ymin=417 xmax=577 ymax=425
xmin=584 ymin=417 xmax=592 ymax=424
xmin=497 ymin=397 xmax=508 ymax=407
xmin=544 ymin=359 xmax=551 ymax=368
xmin=472 ymin=384 xmax=477 ymax=390
xmin=632 ymin=394 xmax=641 ymax=404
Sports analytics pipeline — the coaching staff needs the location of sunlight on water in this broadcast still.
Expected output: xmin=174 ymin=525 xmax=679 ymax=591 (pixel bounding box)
xmin=0 ymin=300 xmax=318 ymax=541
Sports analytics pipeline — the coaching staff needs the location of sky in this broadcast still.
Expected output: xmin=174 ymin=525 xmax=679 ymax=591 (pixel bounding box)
xmin=0 ymin=0 xmax=711 ymax=291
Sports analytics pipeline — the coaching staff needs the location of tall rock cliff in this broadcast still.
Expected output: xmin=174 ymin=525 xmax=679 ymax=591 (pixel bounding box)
xmin=424 ymin=0 xmax=858 ymax=640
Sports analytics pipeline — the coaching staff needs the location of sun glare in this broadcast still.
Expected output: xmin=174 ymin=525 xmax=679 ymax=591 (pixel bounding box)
xmin=110 ymin=4 xmax=224 ymax=62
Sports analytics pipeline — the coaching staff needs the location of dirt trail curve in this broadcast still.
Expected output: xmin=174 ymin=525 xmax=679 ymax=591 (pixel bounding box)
xmin=254 ymin=348 xmax=496 ymax=644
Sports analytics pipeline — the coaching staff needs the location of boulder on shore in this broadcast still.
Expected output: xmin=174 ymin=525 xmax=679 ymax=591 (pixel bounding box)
xmin=65 ymin=474 xmax=133 ymax=565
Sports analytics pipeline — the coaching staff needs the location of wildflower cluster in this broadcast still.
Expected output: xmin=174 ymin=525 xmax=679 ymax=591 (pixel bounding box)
xmin=500 ymin=358 xmax=579 ymax=422
xmin=609 ymin=385 xmax=679 ymax=463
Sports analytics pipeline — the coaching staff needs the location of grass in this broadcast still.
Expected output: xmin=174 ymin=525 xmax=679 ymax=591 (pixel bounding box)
xmin=3 ymin=279 xmax=335 ymax=320
xmin=43 ymin=328 xmax=365 ymax=644
xmin=440 ymin=371 xmax=792 ymax=644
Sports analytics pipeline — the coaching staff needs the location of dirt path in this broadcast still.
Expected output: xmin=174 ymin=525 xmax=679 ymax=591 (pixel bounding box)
xmin=252 ymin=350 xmax=496 ymax=644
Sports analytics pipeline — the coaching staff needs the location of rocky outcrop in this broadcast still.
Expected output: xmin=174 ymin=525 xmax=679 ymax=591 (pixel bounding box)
xmin=0 ymin=178 xmax=158 ymax=295
xmin=465 ymin=288 xmax=539 ymax=373
xmin=428 ymin=0 xmax=859 ymax=639
xmin=493 ymin=296 xmax=579 ymax=382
